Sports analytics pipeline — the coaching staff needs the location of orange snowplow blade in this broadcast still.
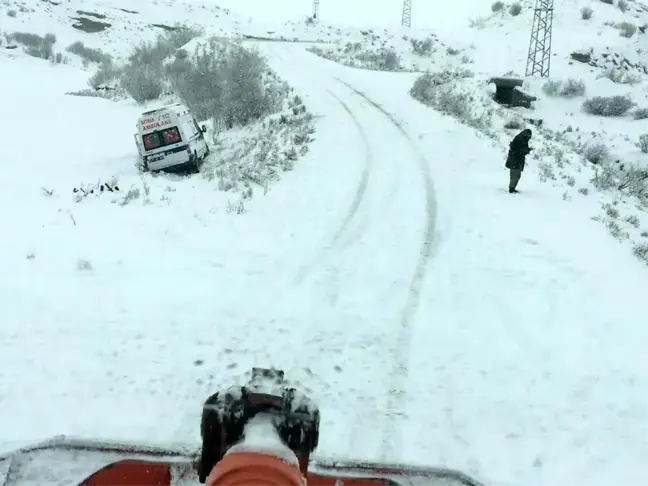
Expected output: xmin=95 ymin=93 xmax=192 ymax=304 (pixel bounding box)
xmin=0 ymin=436 xmax=484 ymax=486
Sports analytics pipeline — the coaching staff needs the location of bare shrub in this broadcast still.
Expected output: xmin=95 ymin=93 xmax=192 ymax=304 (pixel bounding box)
xmin=509 ymin=2 xmax=522 ymax=15
xmin=542 ymin=79 xmax=562 ymax=96
xmin=355 ymin=48 xmax=402 ymax=70
xmin=167 ymin=39 xmax=285 ymax=128
xmin=542 ymin=78 xmax=586 ymax=98
xmin=598 ymin=67 xmax=641 ymax=84
xmin=583 ymin=142 xmax=610 ymax=164
xmin=634 ymin=243 xmax=648 ymax=265
xmin=632 ymin=108 xmax=648 ymax=120
xmin=118 ymin=26 xmax=201 ymax=103
xmin=121 ymin=59 xmax=165 ymax=103
xmin=560 ymin=78 xmax=587 ymax=97
xmin=8 ymin=31 xmax=56 ymax=60
xmin=410 ymin=70 xmax=491 ymax=130
xmin=638 ymin=134 xmax=648 ymax=154
xmin=66 ymin=41 xmax=112 ymax=64
xmin=504 ymin=118 xmax=525 ymax=129
xmin=581 ymin=6 xmax=594 ymax=19
xmin=616 ymin=21 xmax=637 ymax=37
xmin=591 ymin=163 xmax=648 ymax=202
xmin=410 ymin=37 xmax=434 ymax=56
xmin=582 ymin=95 xmax=633 ymax=116
xmin=89 ymin=61 xmax=121 ymax=88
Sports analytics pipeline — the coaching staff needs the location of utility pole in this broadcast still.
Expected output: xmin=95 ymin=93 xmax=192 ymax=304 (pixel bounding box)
xmin=525 ymin=0 xmax=554 ymax=77
xmin=401 ymin=0 xmax=412 ymax=27
xmin=312 ymin=0 xmax=319 ymax=22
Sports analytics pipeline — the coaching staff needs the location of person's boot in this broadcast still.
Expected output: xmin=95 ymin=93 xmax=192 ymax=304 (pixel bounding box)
xmin=509 ymin=188 xmax=519 ymax=193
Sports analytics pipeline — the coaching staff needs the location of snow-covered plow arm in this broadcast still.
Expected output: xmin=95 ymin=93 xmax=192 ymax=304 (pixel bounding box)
xmin=0 ymin=435 xmax=485 ymax=486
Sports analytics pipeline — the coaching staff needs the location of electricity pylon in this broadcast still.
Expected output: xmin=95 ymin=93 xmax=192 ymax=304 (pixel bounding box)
xmin=312 ymin=0 xmax=319 ymax=21
xmin=401 ymin=0 xmax=412 ymax=27
xmin=525 ymin=0 xmax=554 ymax=77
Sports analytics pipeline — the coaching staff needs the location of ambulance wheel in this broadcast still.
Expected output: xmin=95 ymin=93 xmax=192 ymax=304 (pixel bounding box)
xmin=192 ymin=151 xmax=200 ymax=173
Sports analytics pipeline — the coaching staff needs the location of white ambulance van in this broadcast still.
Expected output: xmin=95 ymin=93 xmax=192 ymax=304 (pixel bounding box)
xmin=134 ymin=103 xmax=210 ymax=172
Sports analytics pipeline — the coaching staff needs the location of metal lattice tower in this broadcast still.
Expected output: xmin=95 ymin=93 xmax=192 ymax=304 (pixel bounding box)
xmin=401 ymin=0 xmax=412 ymax=27
xmin=525 ymin=0 xmax=554 ymax=77
xmin=312 ymin=0 xmax=319 ymax=21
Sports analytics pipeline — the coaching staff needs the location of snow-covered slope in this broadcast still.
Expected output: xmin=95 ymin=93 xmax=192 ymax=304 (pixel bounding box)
xmin=1 ymin=1 xmax=647 ymax=486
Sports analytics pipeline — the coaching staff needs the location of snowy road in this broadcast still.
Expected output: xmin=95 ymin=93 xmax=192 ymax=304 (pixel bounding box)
xmin=260 ymin=44 xmax=648 ymax=485
xmin=261 ymin=45 xmax=439 ymax=460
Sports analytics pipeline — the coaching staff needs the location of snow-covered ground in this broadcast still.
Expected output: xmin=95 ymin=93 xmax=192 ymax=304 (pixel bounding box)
xmin=1 ymin=1 xmax=647 ymax=486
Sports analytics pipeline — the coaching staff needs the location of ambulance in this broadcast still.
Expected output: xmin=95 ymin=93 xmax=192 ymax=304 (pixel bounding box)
xmin=134 ymin=103 xmax=210 ymax=172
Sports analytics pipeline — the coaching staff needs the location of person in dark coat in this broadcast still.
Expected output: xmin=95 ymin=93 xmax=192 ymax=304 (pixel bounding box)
xmin=505 ymin=128 xmax=532 ymax=193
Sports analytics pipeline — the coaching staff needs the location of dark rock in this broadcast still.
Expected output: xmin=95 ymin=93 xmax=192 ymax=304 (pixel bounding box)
xmin=571 ymin=51 xmax=592 ymax=63
xmin=71 ymin=16 xmax=111 ymax=33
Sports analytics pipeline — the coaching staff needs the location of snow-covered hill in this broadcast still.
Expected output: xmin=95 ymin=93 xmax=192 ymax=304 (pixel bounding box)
xmin=1 ymin=1 xmax=647 ymax=486
xmin=297 ymin=0 xmax=648 ymax=260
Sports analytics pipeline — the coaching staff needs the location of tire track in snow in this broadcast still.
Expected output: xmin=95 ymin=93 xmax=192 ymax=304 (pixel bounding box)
xmin=292 ymin=89 xmax=373 ymax=285
xmin=335 ymin=78 xmax=438 ymax=461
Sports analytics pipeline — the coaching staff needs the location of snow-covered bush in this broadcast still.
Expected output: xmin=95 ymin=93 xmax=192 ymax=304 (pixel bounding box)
xmin=504 ymin=118 xmax=525 ymax=129
xmin=542 ymin=80 xmax=561 ymax=95
xmin=309 ymin=44 xmax=403 ymax=71
xmin=638 ymin=134 xmax=648 ymax=153
xmin=581 ymin=6 xmax=594 ymax=19
xmin=582 ymin=142 xmax=610 ymax=163
xmin=410 ymin=37 xmax=434 ymax=56
xmin=560 ymin=78 xmax=587 ymax=97
xmin=353 ymin=48 xmax=402 ymax=71
xmin=492 ymin=1 xmax=505 ymax=12
xmin=202 ymin=94 xmax=315 ymax=194
xmin=634 ymin=242 xmax=648 ymax=265
xmin=121 ymin=59 xmax=165 ymax=103
xmin=89 ymin=61 xmax=121 ymax=88
xmin=538 ymin=161 xmax=557 ymax=181
xmin=66 ymin=41 xmax=112 ymax=65
xmin=410 ymin=70 xmax=491 ymax=130
xmin=106 ymin=26 xmax=201 ymax=101
xmin=7 ymin=8 xmax=16 ymax=16
xmin=618 ymin=0 xmax=629 ymax=12
xmin=509 ymin=2 xmax=522 ymax=16
xmin=166 ymin=39 xmax=284 ymax=128
xmin=591 ymin=163 xmax=648 ymax=203
xmin=582 ymin=95 xmax=633 ymax=116
xmin=8 ymin=31 xmax=56 ymax=60
xmin=616 ymin=21 xmax=637 ymax=37
xmin=598 ymin=67 xmax=641 ymax=84
xmin=542 ymin=78 xmax=586 ymax=98
xmin=66 ymin=88 xmax=119 ymax=100
xmin=633 ymin=107 xmax=648 ymax=120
